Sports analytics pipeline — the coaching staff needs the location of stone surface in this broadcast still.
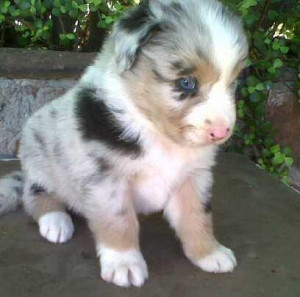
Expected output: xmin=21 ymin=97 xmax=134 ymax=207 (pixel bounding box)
xmin=0 ymin=79 xmax=76 ymax=156
xmin=266 ymin=84 xmax=300 ymax=164
xmin=0 ymin=153 xmax=299 ymax=297
xmin=290 ymin=166 xmax=300 ymax=190
xmin=266 ymin=68 xmax=300 ymax=188
xmin=0 ymin=48 xmax=96 ymax=79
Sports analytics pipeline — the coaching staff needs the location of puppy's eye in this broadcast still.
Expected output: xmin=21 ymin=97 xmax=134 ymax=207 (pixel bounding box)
xmin=178 ymin=77 xmax=197 ymax=93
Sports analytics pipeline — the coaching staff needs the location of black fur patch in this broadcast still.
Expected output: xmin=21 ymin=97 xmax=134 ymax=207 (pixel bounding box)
xmin=138 ymin=23 xmax=162 ymax=46
xmin=119 ymin=0 xmax=150 ymax=33
xmin=30 ymin=184 xmax=46 ymax=195
xmin=204 ymin=200 xmax=212 ymax=214
xmin=75 ymin=88 xmax=141 ymax=156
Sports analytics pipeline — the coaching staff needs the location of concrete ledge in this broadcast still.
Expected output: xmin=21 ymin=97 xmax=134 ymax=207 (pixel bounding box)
xmin=0 ymin=48 xmax=96 ymax=79
xmin=0 ymin=153 xmax=299 ymax=297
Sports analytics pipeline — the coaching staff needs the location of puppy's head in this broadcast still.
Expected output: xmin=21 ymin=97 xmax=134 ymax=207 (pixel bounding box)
xmin=112 ymin=0 xmax=248 ymax=147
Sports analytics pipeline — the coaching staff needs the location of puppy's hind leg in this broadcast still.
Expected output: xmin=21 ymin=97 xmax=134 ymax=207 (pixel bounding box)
xmin=23 ymin=182 xmax=74 ymax=244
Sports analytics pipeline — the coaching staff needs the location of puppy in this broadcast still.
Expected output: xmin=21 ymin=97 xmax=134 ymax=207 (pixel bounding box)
xmin=0 ymin=0 xmax=248 ymax=288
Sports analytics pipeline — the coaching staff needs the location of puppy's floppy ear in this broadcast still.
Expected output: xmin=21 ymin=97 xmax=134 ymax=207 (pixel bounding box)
xmin=112 ymin=0 xmax=160 ymax=73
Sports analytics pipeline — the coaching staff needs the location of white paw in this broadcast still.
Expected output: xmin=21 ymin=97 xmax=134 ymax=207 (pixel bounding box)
xmin=197 ymin=245 xmax=237 ymax=273
xmin=38 ymin=212 xmax=74 ymax=244
xmin=98 ymin=245 xmax=148 ymax=287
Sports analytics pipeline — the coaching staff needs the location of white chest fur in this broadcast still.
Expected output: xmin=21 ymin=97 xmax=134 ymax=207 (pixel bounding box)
xmin=131 ymin=139 xmax=216 ymax=214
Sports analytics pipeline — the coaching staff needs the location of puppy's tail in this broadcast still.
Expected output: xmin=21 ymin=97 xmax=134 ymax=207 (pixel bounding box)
xmin=0 ymin=171 xmax=24 ymax=215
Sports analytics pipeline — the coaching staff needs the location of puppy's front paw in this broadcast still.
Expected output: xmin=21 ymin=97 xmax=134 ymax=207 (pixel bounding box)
xmin=197 ymin=245 xmax=237 ymax=273
xmin=38 ymin=212 xmax=74 ymax=244
xmin=98 ymin=246 xmax=148 ymax=287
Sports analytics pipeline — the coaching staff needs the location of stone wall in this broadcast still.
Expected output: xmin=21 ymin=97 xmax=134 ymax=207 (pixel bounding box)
xmin=0 ymin=48 xmax=96 ymax=158
xmin=0 ymin=79 xmax=76 ymax=156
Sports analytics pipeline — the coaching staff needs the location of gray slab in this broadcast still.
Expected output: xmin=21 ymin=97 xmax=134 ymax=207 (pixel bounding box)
xmin=0 ymin=153 xmax=299 ymax=297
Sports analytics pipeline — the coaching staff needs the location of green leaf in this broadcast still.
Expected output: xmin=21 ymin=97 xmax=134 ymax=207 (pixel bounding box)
xmin=9 ymin=7 xmax=21 ymax=17
xmin=270 ymin=145 xmax=280 ymax=153
xmin=272 ymin=152 xmax=285 ymax=165
xmin=72 ymin=1 xmax=78 ymax=9
xmin=281 ymin=176 xmax=291 ymax=185
xmin=264 ymin=38 xmax=271 ymax=45
xmin=238 ymin=109 xmax=244 ymax=118
xmin=280 ymin=46 xmax=289 ymax=54
xmin=282 ymin=147 xmax=292 ymax=156
xmin=52 ymin=7 xmax=61 ymax=16
xmin=241 ymin=87 xmax=248 ymax=97
xmin=30 ymin=6 xmax=36 ymax=15
xmin=241 ymin=0 xmax=257 ymax=9
xmin=284 ymin=157 xmax=294 ymax=167
xmin=238 ymin=100 xmax=245 ymax=108
xmin=272 ymin=42 xmax=280 ymax=51
xmin=246 ymin=75 xmax=259 ymax=86
xmin=35 ymin=19 xmax=43 ymax=29
xmin=104 ymin=16 xmax=114 ymax=24
xmin=249 ymin=92 xmax=260 ymax=102
xmin=53 ymin=0 xmax=60 ymax=8
xmin=245 ymin=58 xmax=252 ymax=67
xmin=79 ymin=4 xmax=87 ymax=12
xmin=4 ymin=1 xmax=10 ymax=8
xmin=66 ymin=33 xmax=75 ymax=40
xmin=273 ymin=58 xmax=283 ymax=69
xmin=59 ymin=33 xmax=66 ymax=40
xmin=268 ymin=67 xmax=276 ymax=74
xmin=68 ymin=8 xmax=78 ymax=18
xmin=97 ymin=20 xmax=107 ymax=28
xmin=19 ymin=1 xmax=31 ymax=10
xmin=255 ymin=83 xmax=264 ymax=91
xmin=93 ymin=0 xmax=102 ymax=6
xmin=1 ymin=6 xmax=8 ymax=14
xmin=248 ymin=86 xmax=256 ymax=94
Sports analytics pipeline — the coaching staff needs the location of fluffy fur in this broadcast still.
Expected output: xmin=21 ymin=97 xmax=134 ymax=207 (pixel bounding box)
xmin=0 ymin=0 xmax=248 ymax=288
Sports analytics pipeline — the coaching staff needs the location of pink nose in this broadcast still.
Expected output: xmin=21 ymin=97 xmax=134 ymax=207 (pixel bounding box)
xmin=210 ymin=126 xmax=230 ymax=140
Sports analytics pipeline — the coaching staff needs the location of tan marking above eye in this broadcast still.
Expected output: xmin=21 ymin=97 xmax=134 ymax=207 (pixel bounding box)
xmin=193 ymin=61 xmax=220 ymax=87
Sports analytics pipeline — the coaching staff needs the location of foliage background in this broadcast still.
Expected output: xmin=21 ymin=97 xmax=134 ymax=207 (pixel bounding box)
xmin=0 ymin=0 xmax=299 ymax=183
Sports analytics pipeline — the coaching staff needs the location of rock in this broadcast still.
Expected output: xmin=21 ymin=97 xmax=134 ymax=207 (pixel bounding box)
xmin=0 ymin=79 xmax=77 ymax=156
xmin=290 ymin=166 xmax=300 ymax=191
xmin=266 ymin=68 xmax=300 ymax=187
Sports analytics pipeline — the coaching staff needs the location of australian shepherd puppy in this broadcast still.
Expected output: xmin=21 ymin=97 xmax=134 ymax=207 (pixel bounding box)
xmin=0 ymin=0 xmax=248 ymax=288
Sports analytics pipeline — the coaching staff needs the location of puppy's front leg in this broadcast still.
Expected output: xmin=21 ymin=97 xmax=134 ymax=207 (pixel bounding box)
xmin=85 ymin=180 xmax=148 ymax=287
xmin=164 ymin=173 xmax=237 ymax=273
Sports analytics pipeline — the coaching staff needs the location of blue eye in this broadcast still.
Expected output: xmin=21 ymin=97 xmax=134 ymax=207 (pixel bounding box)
xmin=178 ymin=77 xmax=197 ymax=92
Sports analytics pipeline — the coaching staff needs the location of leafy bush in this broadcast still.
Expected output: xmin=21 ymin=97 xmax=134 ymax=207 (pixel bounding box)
xmin=0 ymin=0 xmax=299 ymax=183
xmin=0 ymin=0 xmax=138 ymax=51
xmin=223 ymin=0 xmax=299 ymax=184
